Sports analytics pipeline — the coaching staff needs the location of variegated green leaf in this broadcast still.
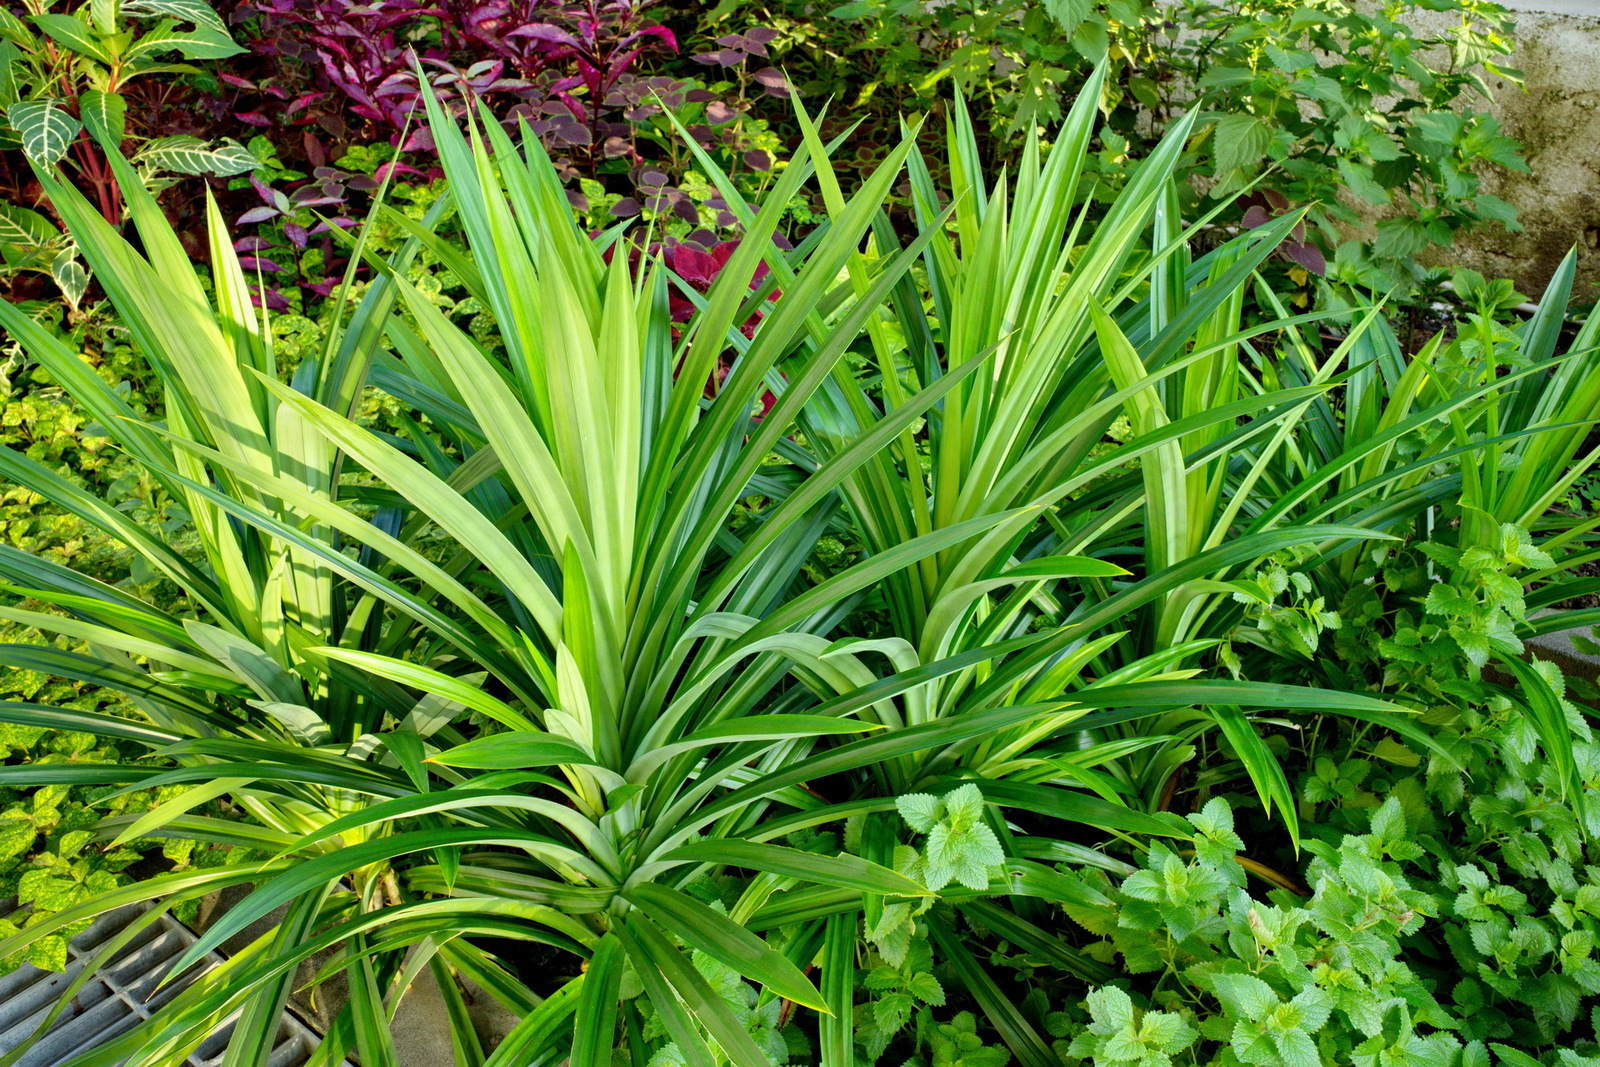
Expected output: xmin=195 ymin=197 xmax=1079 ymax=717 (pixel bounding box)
xmin=134 ymin=134 xmax=255 ymax=175
xmin=79 ymin=88 xmax=126 ymax=145
xmin=6 ymin=100 xmax=81 ymax=166
xmin=91 ymin=0 xmax=119 ymax=35
xmin=50 ymin=249 xmax=88 ymax=309
xmin=0 ymin=38 xmax=22 ymax=107
xmin=122 ymin=0 xmax=227 ymax=31
xmin=0 ymin=10 xmax=30 ymax=47
xmin=126 ymin=16 xmax=241 ymax=60
xmin=0 ymin=203 xmax=60 ymax=264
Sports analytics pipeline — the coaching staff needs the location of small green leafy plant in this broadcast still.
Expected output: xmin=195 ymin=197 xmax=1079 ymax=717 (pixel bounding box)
xmin=694 ymin=0 xmax=1523 ymax=301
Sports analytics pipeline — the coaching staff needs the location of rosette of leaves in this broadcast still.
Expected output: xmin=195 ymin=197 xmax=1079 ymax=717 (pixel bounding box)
xmin=895 ymin=785 xmax=1005 ymax=894
xmin=0 ymin=59 xmax=1453 ymax=1066
xmin=0 ymin=0 xmax=256 ymax=309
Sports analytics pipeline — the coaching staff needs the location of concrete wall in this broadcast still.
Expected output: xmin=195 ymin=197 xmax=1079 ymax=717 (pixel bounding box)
xmin=1414 ymin=0 xmax=1600 ymax=301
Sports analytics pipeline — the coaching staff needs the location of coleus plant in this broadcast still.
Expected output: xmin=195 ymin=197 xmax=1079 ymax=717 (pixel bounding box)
xmin=221 ymin=0 xmax=776 ymax=280
xmin=229 ymin=0 xmax=679 ymax=149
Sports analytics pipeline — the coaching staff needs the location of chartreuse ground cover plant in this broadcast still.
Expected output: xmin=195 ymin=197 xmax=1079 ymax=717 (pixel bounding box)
xmin=0 ymin=64 xmax=1576 ymax=1067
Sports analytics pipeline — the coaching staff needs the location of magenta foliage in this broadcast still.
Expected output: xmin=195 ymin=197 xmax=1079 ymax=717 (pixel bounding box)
xmin=234 ymin=0 xmax=677 ymax=146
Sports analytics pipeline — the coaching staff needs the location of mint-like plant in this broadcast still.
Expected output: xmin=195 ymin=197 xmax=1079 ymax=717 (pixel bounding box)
xmin=1065 ymin=985 xmax=1197 ymax=1067
xmin=895 ymin=784 xmax=1006 ymax=893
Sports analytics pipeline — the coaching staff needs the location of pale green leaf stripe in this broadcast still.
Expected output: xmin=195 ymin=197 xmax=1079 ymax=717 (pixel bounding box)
xmin=627 ymin=715 xmax=881 ymax=781
xmin=0 ymin=863 xmax=296 ymax=965
xmin=0 ymin=605 xmax=221 ymax=676
xmin=0 ymin=702 xmax=178 ymax=745
xmin=169 ymin=829 xmax=612 ymax=979
xmin=428 ymin=732 xmax=600 ymax=771
xmin=249 ymin=373 xmax=565 ymax=645
xmin=276 ymin=789 xmax=619 ymax=883
xmin=819 ymin=913 xmax=855 ymax=1067
xmin=621 ymin=916 xmax=771 ymax=1067
xmin=656 ymin=840 xmax=929 ymax=897
xmin=149 ymin=432 xmax=539 ymax=695
xmin=569 ymin=937 xmax=624 ymax=1067
xmin=311 ymin=648 xmax=538 ymax=731
xmin=614 ymin=923 xmax=718 ymax=1067
xmin=1210 ymin=703 xmax=1300 ymax=844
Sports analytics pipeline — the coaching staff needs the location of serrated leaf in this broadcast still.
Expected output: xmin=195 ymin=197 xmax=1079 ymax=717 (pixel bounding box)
xmin=7 ymin=101 xmax=81 ymax=166
xmin=1085 ymin=985 xmax=1135 ymax=1032
xmin=896 ymin=792 xmax=942 ymax=832
xmin=31 ymin=14 xmax=113 ymax=64
xmin=1043 ymin=0 xmax=1092 ymax=31
xmin=907 ymin=970 xmax=944 ymax=1005
xmin=942 ymin=783 xmax=986 ymax=826
xmin=1210 ymin=972 xmax=1279 ymax=1020
xmin=1212 ymin=113 xmax=1274 ymax=175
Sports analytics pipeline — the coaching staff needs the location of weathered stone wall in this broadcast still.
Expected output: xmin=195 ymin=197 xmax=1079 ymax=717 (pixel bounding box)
xmin=1413 ymin=0 xmax=1600 ymax=301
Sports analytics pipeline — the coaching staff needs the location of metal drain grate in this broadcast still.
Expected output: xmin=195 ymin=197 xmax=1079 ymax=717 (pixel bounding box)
xmin=0 ymin=904 xmax=325 ymax=1067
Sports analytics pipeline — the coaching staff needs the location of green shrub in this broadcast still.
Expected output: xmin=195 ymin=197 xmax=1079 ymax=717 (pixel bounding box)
xmin=0 ymin=61 xmax=1597 ymax=1067
xmin=687 ymin=0 xmax=1523 ymax=300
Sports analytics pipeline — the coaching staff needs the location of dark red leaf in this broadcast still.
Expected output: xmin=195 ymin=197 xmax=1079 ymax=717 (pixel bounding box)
xmin=752 ymin=67 xmax=788 ymax=90
xmin=1240 ymin=205 xmax=1272 ymax=230
xmin=237 ymin=206 xmax=280 ymax=225
xmin=1283 ymin=241 xmax=1327 ymax=277
xmin=238 ymin=256 xmax=286 ymax=273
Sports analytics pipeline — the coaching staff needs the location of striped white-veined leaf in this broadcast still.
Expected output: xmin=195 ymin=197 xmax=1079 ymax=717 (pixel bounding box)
xmin=50 ymin=249 xmax=88 ymax=308
xmin=7 ymin=100 xmax=81 ymax=166
xmin=79 ymin=88 xmax=126 ymax=145
xmin=0 ymin=203 xmax=60 ymax=265
xmin=122 ymin=0 xmax=227 ymax=31
xmin=126 ymin=16 xmax=241 ymax=60
xmin=134 ymin=134 xmax=256 ymax=175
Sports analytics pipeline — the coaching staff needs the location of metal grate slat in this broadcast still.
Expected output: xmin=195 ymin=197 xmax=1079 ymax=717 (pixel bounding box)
xmin=0 ymin=903 xmax=339 ymax=1067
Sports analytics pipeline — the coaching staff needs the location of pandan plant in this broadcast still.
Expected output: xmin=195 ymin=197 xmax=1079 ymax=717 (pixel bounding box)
xmin=0 ymin=69 xmax=1443 ymax=1066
